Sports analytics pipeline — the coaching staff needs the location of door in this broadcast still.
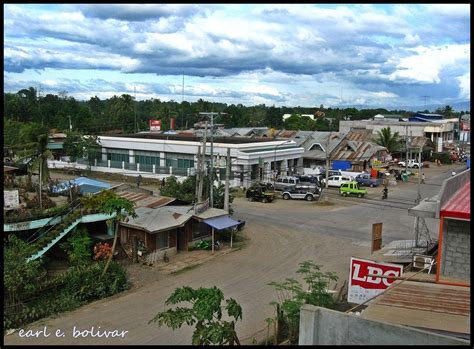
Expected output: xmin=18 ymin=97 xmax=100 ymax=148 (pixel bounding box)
xmin=177 ymin=227 xmax=186 ymax=251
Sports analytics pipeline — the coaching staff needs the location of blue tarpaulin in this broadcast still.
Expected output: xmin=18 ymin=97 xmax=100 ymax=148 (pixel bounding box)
xmin=53 ymin=177 xmax=111 ymax=194
xmin=203 ymin=215 xmax=241 ymax=230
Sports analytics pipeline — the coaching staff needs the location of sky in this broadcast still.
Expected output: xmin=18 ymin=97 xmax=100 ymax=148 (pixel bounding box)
xmin=3 ymin=4 xmax=471 ymax=109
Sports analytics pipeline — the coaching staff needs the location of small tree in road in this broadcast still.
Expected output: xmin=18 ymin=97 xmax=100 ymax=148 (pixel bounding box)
xmin=81 ymin=190 xmax=136 ymax=276
xmin=149 ymin=286 xmax=242 ymax=345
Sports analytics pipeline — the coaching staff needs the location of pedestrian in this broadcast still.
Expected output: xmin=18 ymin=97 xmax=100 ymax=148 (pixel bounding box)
xmin=136 ymin=174 xmax=142 ymax=188
xmin=421 ymin=173 xmax=425 ymax=184
xmin=161 ymin=178 xmax=166 ymax=187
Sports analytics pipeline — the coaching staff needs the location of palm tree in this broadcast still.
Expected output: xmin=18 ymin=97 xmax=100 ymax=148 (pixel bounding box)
xmin=34 ymin=134 xmax=52 ymax=211
xmin=374 ymin=127 xmax=401 ymax=154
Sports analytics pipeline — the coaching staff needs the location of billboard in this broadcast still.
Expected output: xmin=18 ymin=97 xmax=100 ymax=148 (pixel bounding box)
xmin=348 ymin=257 xmax=403 ymax=304
xmin=149 ymin=119 xmax=161 ymax=131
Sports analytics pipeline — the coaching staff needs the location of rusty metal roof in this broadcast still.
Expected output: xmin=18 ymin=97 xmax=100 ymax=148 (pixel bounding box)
xmin=345 ymin=130 xmax=372 ymax=142
xmin=361 ymin=280 xmax=471 ymax=335
xmin=117 ymin=191 xmax=176 ymax=208
xmin=332 ymin=139 xmax=387 ymax=162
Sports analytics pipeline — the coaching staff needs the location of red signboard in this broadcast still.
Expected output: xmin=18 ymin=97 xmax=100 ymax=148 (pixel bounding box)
xmin=348 ymin=257 xmax=403 ymax=304
xmin=149 ymin=119 xmax=161 ymax=131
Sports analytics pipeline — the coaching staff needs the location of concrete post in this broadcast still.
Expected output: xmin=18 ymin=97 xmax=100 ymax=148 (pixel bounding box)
xmin=122 ymin=161 xmax=125 ymax=170
xmin=137 ymin=163 xmax=140 ymax=172
xmin=153 ymin=164 xmax=156 ymax=173
xmin=108 ymin=159 xmax=111 ymax=168
xmin=169 ymin=166 xmax=173 ymax=174
xmin=94 ymin=158 xmax=97 ymax=167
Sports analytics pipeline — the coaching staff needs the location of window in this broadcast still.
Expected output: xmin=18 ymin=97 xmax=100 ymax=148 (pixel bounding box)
xmin=192 ymin=222 xmax=210 ymax=240
xmin=156 ymin=232 xmax=169 ymax=250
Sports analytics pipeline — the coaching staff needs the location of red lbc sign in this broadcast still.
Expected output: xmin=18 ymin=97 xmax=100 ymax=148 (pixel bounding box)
xmin=350 ymin=257 xmax=402 ymax=289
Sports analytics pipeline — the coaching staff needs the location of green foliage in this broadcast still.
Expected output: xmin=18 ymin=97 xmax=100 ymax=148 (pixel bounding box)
xmin=374 ymin=127 xmax=401 ymax=154
xmin=430 ymin=151 xmax=452 ymax=164
xmin=3 ymin=204 xmax=70 ymax=223
xmin=268 ymin=260 xmax=338 ymax=344
xmin=4 ymin=260 xmax=128 ymax=331
xmin=60 ymin=227 xmax=93 ymax=267
xmin=149 ymin=286 xmax=242 ymax=345
xmin=4 ymin=236 xmax=46 ymax=300
xmin=80 ymin=190 xmax=137 ymax=222
xmin=160 ymin=175 xmax=196 ymax=203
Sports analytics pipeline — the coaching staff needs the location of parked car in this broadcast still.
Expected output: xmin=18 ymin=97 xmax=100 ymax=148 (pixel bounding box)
xmin=398 ymin=159 xmax=423 ymax=168
xmin=339 ymin=181 xmax=368 ymax=198
xmin=274 ymin=176 xmax=300 ymax=191
xmin=246 ymin=183 xmax=275 ymax=203
xmin=355 ymin=173 xmax=383 ymax=187
xmin=321 ymin=175 xmax=352 ymax=187
xmin=281 ymin=185 xmax=321 ymax=201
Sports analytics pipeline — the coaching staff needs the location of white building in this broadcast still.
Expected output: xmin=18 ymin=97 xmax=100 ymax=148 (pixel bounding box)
xmin=90 ymin=133 xmax=304 ymax=188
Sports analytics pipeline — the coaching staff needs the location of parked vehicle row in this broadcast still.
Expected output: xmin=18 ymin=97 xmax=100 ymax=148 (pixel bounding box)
xmin=354 ymin=173 xmax=383 ymax=187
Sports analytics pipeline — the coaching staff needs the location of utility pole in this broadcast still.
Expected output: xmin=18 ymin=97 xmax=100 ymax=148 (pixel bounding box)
xmin=198 ymin=121 xmax=208 ymax=204
xmin=134 ymin=86 xmax=137 ymax=133
xmin=210 ymin=113 xmax=214 ymax=208
xmin=405 ymin=125 xmax=409 ymax=175
xmin=181 ymin=72 xmax=184 ymax=130
xmin=224 ymin=147 xmax=230 ymax=212
xmin=324 ymin=131 xmax=331 ymax=201
xmin=195 ymin=145 xmax=201 ymax=213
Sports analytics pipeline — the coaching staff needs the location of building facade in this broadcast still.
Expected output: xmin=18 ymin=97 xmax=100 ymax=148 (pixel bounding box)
xmin=94 ymin=133 xmax=304 ymax=188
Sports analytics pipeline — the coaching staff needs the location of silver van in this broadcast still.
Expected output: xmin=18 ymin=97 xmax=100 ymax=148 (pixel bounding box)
xmin=274 ymin=176 xmax=300 ymax=191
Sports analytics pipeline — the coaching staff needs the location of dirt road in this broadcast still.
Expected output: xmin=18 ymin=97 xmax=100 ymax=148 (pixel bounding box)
xmin=4 ymin=162 xmax=462 ymax=345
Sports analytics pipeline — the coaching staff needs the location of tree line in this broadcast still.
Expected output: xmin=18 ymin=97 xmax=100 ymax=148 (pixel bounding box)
xmin=4 ymin=87 xmax=467 ymax=138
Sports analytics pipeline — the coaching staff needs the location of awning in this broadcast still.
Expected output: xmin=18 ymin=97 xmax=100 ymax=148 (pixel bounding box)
xmin=203 ymin=215 xmax=241 ymax=230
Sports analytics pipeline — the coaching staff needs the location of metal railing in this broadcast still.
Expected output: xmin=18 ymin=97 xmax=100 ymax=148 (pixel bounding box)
xmin=26 ymin=199 xmax=82 ymax=245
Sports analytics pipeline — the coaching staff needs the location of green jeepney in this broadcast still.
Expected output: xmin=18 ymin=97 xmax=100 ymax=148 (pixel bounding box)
xmin=339 ymin=181 xmax=367 ymax=198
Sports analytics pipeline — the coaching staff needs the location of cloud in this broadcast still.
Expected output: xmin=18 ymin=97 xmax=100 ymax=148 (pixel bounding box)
xmin=75 ymin=4 xmax=212 ymax=21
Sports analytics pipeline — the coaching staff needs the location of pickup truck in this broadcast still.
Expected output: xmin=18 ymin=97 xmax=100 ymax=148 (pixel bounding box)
xmin=398 ymin=159 xmax=423 ymax=168
xmin=355 ymin=173 xmax=383 ymax=187
xmin=339 ymin=181 xmax=367 ymax=198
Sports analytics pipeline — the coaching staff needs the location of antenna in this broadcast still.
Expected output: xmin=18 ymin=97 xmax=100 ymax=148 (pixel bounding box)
xmin=421 ymin=95 xmax=429 ymax=109
xmin=181 ymin=72 xmax=185 ymax=130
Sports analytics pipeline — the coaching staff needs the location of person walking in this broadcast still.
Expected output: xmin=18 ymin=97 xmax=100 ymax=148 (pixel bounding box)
xmin=421 ymin=173 xmax=425 ymax=184
xmin=136 ymin=174 xmax=142 ymax=188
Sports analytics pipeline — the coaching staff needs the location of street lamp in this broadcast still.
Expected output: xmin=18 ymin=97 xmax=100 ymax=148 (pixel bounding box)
xmin=273 ymin=140 xmax=293 ymax=186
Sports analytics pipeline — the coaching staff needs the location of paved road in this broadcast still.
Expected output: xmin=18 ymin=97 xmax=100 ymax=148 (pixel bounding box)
xmin=5 ymin=163 xmax=464 ymax=345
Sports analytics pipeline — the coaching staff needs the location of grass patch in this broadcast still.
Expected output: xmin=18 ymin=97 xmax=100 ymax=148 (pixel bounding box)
xmin=170 ymin=263 xmax=200 ymax=275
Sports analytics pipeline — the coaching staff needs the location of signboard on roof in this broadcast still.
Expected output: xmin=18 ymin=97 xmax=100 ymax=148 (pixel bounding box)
xmin=348 ymin=257 xmax=403 ymax=304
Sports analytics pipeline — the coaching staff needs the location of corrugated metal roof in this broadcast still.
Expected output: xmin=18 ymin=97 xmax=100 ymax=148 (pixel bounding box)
xmin=440 ymin=181 xmax=470 ymax=220
xmin=117 ymin=191 xmax=176 ymax=209
xmin=332 ymin=139 xmax=386 ymax=162
xmin=361 ymin=280 xmax=471 ymax=334
xmin=120 ymin=205 xmax=228 ymax=233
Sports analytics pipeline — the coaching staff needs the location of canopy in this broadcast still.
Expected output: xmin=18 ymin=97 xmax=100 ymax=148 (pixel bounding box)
xmin=203 ymin=215 xmax=241 ymax=230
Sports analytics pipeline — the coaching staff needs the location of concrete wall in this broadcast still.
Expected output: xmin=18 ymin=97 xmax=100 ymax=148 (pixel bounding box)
xmin=441 ymin=219 xmax=471 ymax=280
xmin=299 ymin=305 xmax=469 ymax=345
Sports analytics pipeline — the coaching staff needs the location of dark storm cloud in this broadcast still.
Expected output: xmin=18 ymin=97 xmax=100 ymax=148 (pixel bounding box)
xmin=75 ymin=4 xmax=212 ymax=21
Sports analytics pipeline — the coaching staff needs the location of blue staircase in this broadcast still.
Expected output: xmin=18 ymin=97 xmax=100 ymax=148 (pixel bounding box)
xmin=27 ymin=218 xmax=81 ymax=262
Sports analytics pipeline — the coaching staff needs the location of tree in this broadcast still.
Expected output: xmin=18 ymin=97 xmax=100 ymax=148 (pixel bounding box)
xmin=64 ymin=132 xmax=101 ymax=170
xmin=80 ymin=190 xmax=136 ymax=276
xmin=149 ymin=286 xmax=242 ymax=345
xmin=374 ymin=127 xmax=401 ymax=154
xmin=267 ymin=261 xmax=338 ymax=344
